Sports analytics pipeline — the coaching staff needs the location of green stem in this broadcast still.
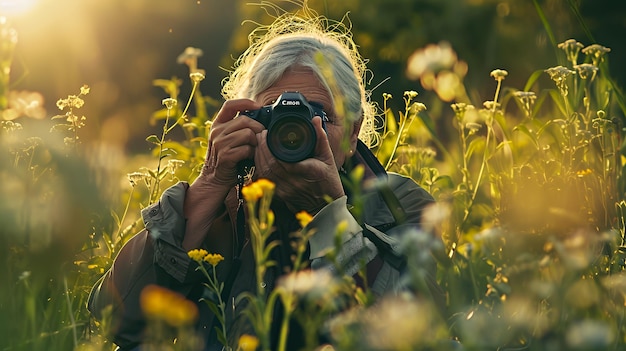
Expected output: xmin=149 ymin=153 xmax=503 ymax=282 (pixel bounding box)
xmin=113 ymin=186 xmax=135 ymax=242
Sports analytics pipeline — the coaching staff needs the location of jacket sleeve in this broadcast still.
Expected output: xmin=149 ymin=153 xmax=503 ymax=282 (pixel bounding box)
xmin=87 ymin=182 xmax=202 ymax=349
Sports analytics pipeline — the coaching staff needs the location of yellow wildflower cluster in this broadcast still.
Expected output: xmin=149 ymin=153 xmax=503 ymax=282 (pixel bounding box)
xmin=204 ymin=253 xmax=224 ymax=266
xmin=188 ymin=248 xmax=208 ymax=262
xmin=295 ymin=210 xmax=313 ymax=228
xmin=188 ymin=249 xmax=224 ymax=266
xmin=241 ymin=178 xmax=275 ymax=202
xmin=140 ymin=284 xmax=198 ymax=327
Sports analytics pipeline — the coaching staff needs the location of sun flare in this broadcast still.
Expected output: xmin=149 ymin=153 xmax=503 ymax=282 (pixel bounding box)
xmin=0 ymin=0 xmax=39 ymax=16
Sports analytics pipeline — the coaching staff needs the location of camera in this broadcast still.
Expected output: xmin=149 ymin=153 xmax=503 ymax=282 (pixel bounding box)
xmin=241 ymin=91 xmax=327 ymax=163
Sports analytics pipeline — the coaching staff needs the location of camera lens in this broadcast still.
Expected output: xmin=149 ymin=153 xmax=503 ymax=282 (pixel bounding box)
xmin=267 ymin=116 xmax=316 ymax=163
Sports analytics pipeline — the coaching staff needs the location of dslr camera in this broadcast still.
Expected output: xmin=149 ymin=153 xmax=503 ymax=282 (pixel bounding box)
xmin=241 ymin=91 xmax=327 ymax=163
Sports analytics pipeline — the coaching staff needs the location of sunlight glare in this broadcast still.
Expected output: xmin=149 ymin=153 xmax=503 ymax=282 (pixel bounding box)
xmin=0 ymin=0 xmax=39 ymax=16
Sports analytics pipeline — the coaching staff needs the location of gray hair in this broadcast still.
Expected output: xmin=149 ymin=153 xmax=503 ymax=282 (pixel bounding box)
xmin=222 ymin=12 xmax=377 ymax=146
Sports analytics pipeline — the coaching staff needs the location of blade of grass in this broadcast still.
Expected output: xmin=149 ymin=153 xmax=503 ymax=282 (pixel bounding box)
xmin=532 ymin=0 xmax=564 ymax=66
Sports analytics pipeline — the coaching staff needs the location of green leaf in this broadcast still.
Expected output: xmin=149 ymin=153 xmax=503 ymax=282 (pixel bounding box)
xmin=523 ymin=69 xmax=546 ymax=92
xmin=547 ymin=89 xmax=567 ymax=117
xmin=466 ymin=137 xmax=486 ymax=160
xmin=145 ymin=135 xmax=160 ymax=145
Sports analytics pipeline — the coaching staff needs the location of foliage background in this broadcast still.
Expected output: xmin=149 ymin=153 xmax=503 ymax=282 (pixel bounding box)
xmin=8 ymin=0 xmax=626 ymax=152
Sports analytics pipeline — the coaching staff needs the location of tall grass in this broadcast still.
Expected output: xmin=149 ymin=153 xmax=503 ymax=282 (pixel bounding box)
xmin=1 ymin=5 xmax=625 ymax=351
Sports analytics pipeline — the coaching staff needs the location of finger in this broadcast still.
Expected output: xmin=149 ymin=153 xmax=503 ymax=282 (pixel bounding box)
xmin=312 ymin=116 xmax=333 ymax=161
xmin=214 ymin=99 xmax=263 ymax=124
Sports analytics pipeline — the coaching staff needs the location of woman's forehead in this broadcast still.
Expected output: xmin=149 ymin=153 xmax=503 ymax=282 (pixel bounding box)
xmin=256 ymin=69 xmax=333 ymax=105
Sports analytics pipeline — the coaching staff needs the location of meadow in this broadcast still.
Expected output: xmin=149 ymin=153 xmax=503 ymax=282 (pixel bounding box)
xmin=1 ymin=2 xmax=625 ymax=351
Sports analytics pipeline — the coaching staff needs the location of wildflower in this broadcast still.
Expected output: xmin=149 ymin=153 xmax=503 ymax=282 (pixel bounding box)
xmin=483 ymin=100 xmax=500 ymax=111
xmin=557 ymin=39 xmax=584 ymax=65
xmin=277 ymin=270 xmax=339 ymax=300
xmin=419 ymin=147 xmax=437 ymax=159
xmin=403 ymin=90 xmax=418 ymax=100
xmin=56 ymin=95 xmax=84 ymax=110
xmin=166 ymin=159 xmax=185 ymax=175
xmin=238 ymin=334 xmax=260 ymax=351
xmin=70 ymin=95 xmax=84 ymax=109
xmin=582 ymin=44 xmax=611 ymax=66
xmin=255 ymin=178 xmax=275 ymax=192
xmin=188 ymin=248 xmax=208 ymax=262
xmin=335 ymin=220 xmax=348 ymax=235
xmin=566 ymin=321 xmax=615 ymax=349
xmin=410 ymin=102 xmax=427 ymax=114
xmin=3 ymin=90 xmax=46 ymax=120
xmin=362 ymin=295 xmax=444 ymax=350
xmin=127 ymin=172 xmax=148 ymax=187
xmin=544 ymin=66 xmax=575 ymax=96
xmin=490 ymin=69 xmax=508 ymax=82
xmin=574 ymin=63 xmax=599 ymax=80
xmin=177 ymin=47 xmax=204 ymax=64
xmin=26 ymin=136 xmax=42 ymax=147
xmin=513 ymin=91 xmax=537 ymax=118
xmin=177 ymin=47 xmax=204 ymax=73
xmin=434 ymin=70 xmax=461 ymax=102
xmin=80 ymin=84 xmax=90 ymax=95
xmin=465 ymin=122 xmax=482 ymax=134
xmin=451 ymin=102 xmax=468 ymax=114
xmin=203 ymin=253 xmax=224 ymax=266
xmin=241 ymin=182 xmax=263 ymax=202
xmin=451 ymin=102 xmax=475 ymax=122
xmin=18 ymin=271 xmax=31 ymax=281
xmin=296 ymin=210 xmax=313 ymax=228
xmin=63 ymin=137 xmax=76 ymax=146
xmin=140 ymin=284 xmax=198 ymax=326
xmin=56 ymin=98 xmax=68 ymax=110
xmin=0 ymin=120 xmax=22 ymax=132
xmin=189 ymin=71 xmax=206 ymax=83
xmin=400 ymin=227 xmax=442 ymax=268
xmin=406 ymin=41 xmax=458 ymax=80
xmin=162 ymin=98 xmax=177 ymax=110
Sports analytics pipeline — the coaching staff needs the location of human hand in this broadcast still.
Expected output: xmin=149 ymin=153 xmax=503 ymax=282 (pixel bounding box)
xmin=198 ymin=99 xmax=265 ymax=190
xmin=253 ymin=116 xmax=345 ymax=214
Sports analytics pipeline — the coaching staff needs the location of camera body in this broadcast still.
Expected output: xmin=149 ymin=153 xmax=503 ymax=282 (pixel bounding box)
xmin=241 ymin=91 xmax=327 ymax=163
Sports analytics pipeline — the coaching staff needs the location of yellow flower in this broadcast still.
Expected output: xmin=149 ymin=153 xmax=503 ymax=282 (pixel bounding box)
xmin=238 ymin=334 xmax=259 ymax=351
xmin=241 ymin=183 xmax=263 ymax=202
xmin=140 ymin=284 xmax=198 ymax=326
xmin=296 ymin=211 xmax=313 ymax=228
xmin=204 ymin=253 xmax=224 ymax=266
xmin=255 ymin=178 xmax=275 ymax=193
xmin=336 ymin=220 xmax=348 ymax=235
xmin=80 ymin=84 xmax=90 ymax=95
xmin=188 ymin=248 xmax=208 ymax=262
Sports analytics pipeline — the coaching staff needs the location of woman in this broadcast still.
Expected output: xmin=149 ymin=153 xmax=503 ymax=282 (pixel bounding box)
xmin=89 ymin=11 xmax=438 ymax=351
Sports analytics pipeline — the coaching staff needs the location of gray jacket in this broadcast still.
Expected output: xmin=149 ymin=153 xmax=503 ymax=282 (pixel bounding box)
xmin=88 ymin=165 xmax=437 ymax=350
